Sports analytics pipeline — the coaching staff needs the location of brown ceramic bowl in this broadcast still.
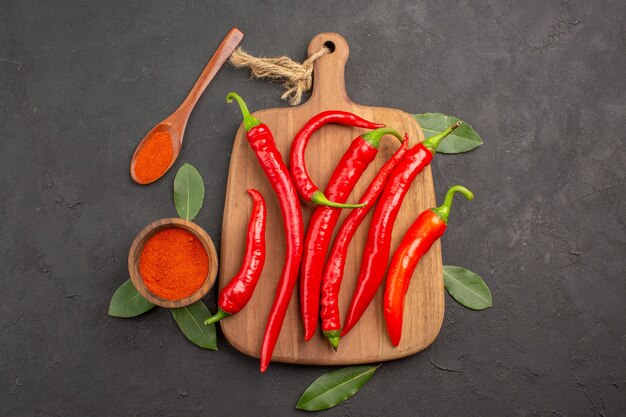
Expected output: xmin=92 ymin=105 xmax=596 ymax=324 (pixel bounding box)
xmin=128 ymin=218 xmax=218 ymax=308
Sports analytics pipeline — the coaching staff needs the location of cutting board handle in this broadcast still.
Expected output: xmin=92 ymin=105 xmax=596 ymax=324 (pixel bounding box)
xmin=307 ymin=33 xmax=350 ymax=104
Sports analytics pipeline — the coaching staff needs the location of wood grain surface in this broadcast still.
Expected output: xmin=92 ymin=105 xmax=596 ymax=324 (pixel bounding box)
xmin=220 ymin=33 xmax=444 ymax=365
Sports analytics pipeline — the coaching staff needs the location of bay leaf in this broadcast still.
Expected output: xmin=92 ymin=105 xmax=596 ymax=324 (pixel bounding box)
xmin=173 ymin=163 xmax=205 ymax=221
xmin=108 ymin=279 xmax=155 ymax=318
xmin=413 ymin=113 xmax=483 ymax=154
xmin=296 ymin=365 xmax=380 ymax=411
xmin=443 ymin=265 xmax=492 ymax=310
xmin=170 ymin=301 xmax=217 ymax=350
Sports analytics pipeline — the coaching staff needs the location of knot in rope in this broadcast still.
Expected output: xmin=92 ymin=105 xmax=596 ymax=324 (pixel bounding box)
xmin=229 ymin=46 xmax=330 ymax=105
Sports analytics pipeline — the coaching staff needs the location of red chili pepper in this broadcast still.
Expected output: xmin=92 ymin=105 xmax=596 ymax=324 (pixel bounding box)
xmin=204 ymin=189 xmax=267 ymax=325
xmin=227 ymin=93 xmax=304 ymax=373
xmin=320 ymin=137 xmax=409 ymax=349
xmin=300 ymin=128 xmax=405 ymax=342
xmin=341 ymin=122 xmax=462 ymax=336
xmin=290 ymin=111 xmax=385 ymax=208
xmin=385 ymin=185 xmax=473 ymax=346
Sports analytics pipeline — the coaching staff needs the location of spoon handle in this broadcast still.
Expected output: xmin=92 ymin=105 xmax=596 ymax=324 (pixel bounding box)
xmin=176 ymin=28 xmax=244 ymax=117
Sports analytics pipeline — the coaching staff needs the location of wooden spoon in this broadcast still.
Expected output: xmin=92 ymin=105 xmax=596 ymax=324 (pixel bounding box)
xmin=130 ymin=27 xmax=244 ymax=184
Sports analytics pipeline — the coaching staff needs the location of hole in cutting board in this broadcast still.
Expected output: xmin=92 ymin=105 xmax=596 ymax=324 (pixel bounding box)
xmin=323 ymin=41 xmax=336 ymax=53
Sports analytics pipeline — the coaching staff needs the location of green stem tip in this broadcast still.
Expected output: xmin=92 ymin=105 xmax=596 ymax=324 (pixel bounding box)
xmin=431 ymin=185 xmax=474 ymax=223
xmin=204 ymin=308 xmax=230 ymax=326
xmin=226 ymin=92 xmax=261 ymax=131
xmin=311 ymin=190 xmax=366 ymax=209
xmin=361 ymin=128 xmax=405 ymax=148
xmin=422 ymin=121 xmax=462 ymax=153
xmin=323 ymin=330 xmax=341 ymax=351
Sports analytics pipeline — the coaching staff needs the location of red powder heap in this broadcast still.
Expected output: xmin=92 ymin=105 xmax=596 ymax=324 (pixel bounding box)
xmin=139 ymin=228 xmax=209 ymax=300
xmin=134 ymin=131 xmax=174 ymax=183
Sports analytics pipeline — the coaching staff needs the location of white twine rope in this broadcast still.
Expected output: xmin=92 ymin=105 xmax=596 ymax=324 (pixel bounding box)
xmin=229 ymin=46 xmax=331 ymax=105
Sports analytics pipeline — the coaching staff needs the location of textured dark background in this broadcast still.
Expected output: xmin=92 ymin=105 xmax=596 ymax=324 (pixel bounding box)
xmin=1 ymin=1 xmax=625 ymax=416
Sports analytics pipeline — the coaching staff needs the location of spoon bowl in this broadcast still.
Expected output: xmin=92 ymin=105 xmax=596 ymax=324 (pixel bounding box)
xmin=129 ymin=121 xmax=184 ymax=184
xmin=129 ymin=28 xmax=243 ymax=184
xmin=128 ymin=218 xmax=218 ymax=308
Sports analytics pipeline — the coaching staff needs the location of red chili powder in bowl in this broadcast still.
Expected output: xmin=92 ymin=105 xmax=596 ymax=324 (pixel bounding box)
xmin=134 ymin=131 xmax=174 ymax=183
xmin=139 ymin=227 xmax=209 ymax=300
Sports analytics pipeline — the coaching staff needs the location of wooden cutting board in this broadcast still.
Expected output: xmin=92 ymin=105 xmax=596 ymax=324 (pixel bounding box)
xmin=220 ymin=33 xmax=444 ymax=365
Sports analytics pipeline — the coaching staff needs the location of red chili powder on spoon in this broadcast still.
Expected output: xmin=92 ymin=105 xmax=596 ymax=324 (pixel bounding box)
xmin=139 ymin=227 xmax=209 ymax=300
xmin=134 ymin=131 xmax=174 ymax=183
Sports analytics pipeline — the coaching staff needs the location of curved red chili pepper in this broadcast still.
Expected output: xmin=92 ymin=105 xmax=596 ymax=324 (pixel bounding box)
xmin=300 ymin=128 xmax=405 ymax=343
xmin=342 ymin=122 xmax=462 ymax=336
xmin=320 ymin=137 xmax=409 ymax=349
xmin=384 ymin=185 xmax=473 ymax=346
xmin=289 ymin=111 xmax=385 ymax=208
xmin=204 ymin=189 xmax=267 ymax=325
xmin=227 ymin=93 xmax=304 ymax=372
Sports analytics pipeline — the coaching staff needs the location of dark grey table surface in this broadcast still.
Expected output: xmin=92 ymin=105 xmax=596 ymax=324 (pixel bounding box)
xmin=2 ymin=1 xmax=624 ymax=416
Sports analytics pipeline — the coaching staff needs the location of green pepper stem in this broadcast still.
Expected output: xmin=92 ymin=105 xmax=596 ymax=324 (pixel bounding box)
xmin=323 ymin=330 xmax=341 ymax=351
xmin=311 ymin=190 xmax=367 ymax=209
xmin=226 ymin=92 xmax=261 ymax=131
xmin=361 ymin=128 xmax=405 ymax=148
xmin=422 ymin=121 xmax=462 ymax=154
xmin=204 ymin=308 xmax=230 ymax=325
xmin=431 ymin=185 xmax=474 ymax=224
